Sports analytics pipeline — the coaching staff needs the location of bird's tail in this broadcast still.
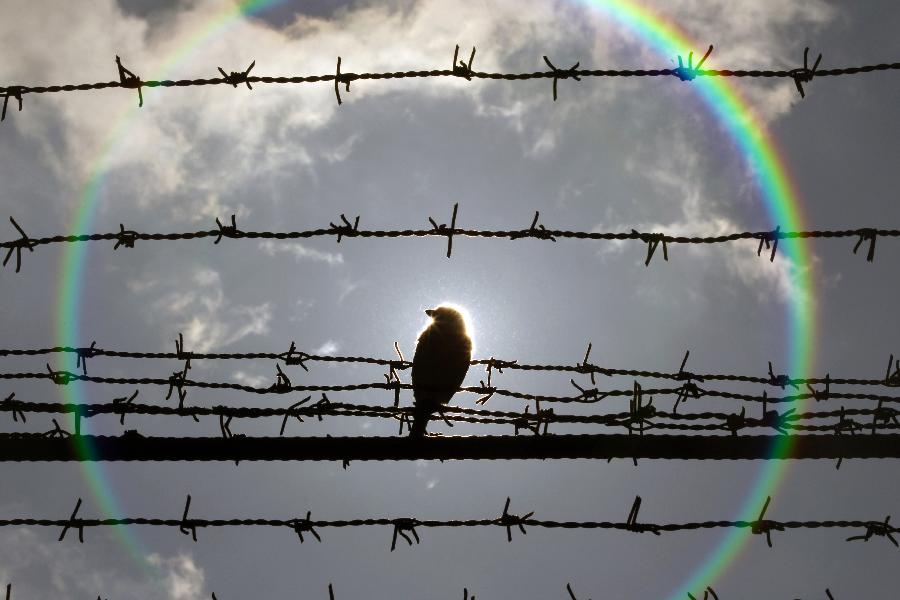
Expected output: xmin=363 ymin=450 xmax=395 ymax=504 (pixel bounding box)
xmin=409 ymin=404 xmax=432 ymax=438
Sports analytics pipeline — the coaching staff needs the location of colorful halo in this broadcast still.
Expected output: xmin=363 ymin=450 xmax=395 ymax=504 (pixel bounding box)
xmin=53 ymin=0 xmax=816 ymax=593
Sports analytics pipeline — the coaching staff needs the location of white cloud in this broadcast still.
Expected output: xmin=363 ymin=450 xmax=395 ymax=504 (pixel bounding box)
xmin=149 ymin=267 xmax=272 ymax=352
xmin=314 ymin=339 xmax=340 ymax=355
xmin=258 ymin=240 xmax=344 ymax=265
xmin=232 ymin=370 xmax=270 ymax=388
xmin=146 ymin=554 xmax=207 ymax=600
xmin=0 ymin=528 xmax=208 ymax=599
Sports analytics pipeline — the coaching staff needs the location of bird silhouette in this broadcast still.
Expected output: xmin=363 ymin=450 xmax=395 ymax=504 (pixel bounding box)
xmin=410 ymin=305 xmax=472 ymax=437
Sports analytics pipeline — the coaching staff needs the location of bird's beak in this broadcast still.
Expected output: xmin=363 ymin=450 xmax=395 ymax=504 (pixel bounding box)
xmin=425 ymin=309 xmax=435 ymax=317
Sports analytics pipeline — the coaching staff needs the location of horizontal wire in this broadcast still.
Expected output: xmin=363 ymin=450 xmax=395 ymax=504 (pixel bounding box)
xmin=2 ymin=494 xmax=897 ymax=549
xmin=1 ymin=395 xmax=898 ymax=436
xmin=0 ymin=433 xmax=898 ymax=461
xmin=1 ymin=50 xmax=897 ymax=99
xmin=3 ymin=370 xmax=900 ymax=407
xmin=1 ymin=343 xmax=897 ymax=389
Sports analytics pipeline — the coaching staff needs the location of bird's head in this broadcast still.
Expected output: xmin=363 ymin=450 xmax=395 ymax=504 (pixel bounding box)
xmin=425 ymin=305 xmax=470 ymax=336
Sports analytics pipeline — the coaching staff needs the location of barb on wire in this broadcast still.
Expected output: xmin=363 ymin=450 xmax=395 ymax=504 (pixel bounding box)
xmin=218 ymin=61 xmax=256 ymax=89
xmin=112 ymin=390 xmax=139 ymax=425
xmin=390 ymin=517 xmax=420 ymax=551
xmin=329 ymin=214 xmax=359 ymax=243
xmin=3 ymin=218 xmax=34 ymax=273
xmin=687 ymin=588 xmax=719 ymax=600
xmin=543 ymin=55 xmax=581 ymax=101
xmin=4 ymin=496 xmax=899 ymax=543
xmin=214 ymin=215 xmax=242 ymax=244
xmin=281 ymin=341 xmax=310 ymax=371
xmin=115 ymin=55 xmax=143 ymax=107
xmin=760 ymin=393 xmax=795 ymax=434
xmin=751 ymin=496 xmax=783 ymax=548
xmin=2 ymin=393 xmax=25 ymax=423
xmin=576 ymin=342 xmax=597 ymax=385
xmin=166 ymin=360 xmax=190 ymax=408
xmin=334 ymin=57 xmax=352 ymax=105
xmin=1 ymin=217 xmax=899 ymax=269
xmin=452 ymin=45 xmax=476 ymax=80
xmin=853 ymin=228 xmax=877 ymax=262
xmin=757 ymin=226 xmax=781 ymax=262
xmin=632 ymin=229 xmax=668 ymax=266
xmin=791 ymin=47 xmax=822 ymax=98
xmin=625 ymin=496 xmax=660 ymax=535
xmin=885 ymin=354 xmax=900 ymax=387
xmin=510 ymin=211 xmax=556 ymax=242
xmin=673 ymin=350 xmax=703 ymax=412
xmin=74 ymin=341 xmax=98 ymax=376
xmin=497 ymin=497 xmax=533 ymax=542
xmin=627 ymin=382 xmax=655 ymax=435
xmin=673 ymin=45 xmax=713 ymax=82
xmin=113 ymin=224 xmax=138 ymax=250
xmin=1 ymin=49 xmax=897 ymax=117
xmin=291 ymin=510 xmax=321 ymax=543
xmin=846 ymin=515 xmax=898 ymax=547
xmin=269 ymin=364 xmax=292 ymax=394
xmin=280 ymin=396 xmax=311 ymax=436
xmin=869 ymin=399 xmax=900 ymax=434
xmin=768 ymin=361 xmax=799 ymax=390
xmin=58 ymin=498 xmax=84 ymax=543
xmin=807 ymin=374 xmax=831 ymax=402
xmin=1 ymin=86 xmax=23 ymax=121
xmin=428 ymin=203 xmax=459 ymax=257
xmin=179 ymin=494 xmax=198 ymax=542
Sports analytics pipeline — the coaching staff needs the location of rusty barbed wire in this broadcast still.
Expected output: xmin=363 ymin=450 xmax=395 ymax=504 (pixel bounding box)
xmin=1 ymin=343 xmax=898 ymax=390
xmin=2 ymin=212 xmax=900 ymax=272
xmin=1 ymin=494 xmax=896 ymax=550
xmin=1 ymin=46 xmax=898 ymax=120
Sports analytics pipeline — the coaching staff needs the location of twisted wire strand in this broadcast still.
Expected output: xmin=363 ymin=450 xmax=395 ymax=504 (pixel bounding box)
xmin=1 ymin=395 xmax=898 ymax=435
xmin=2 ymin=57 xmax=898 ymax=98
xmin=1 ymin=344 xmax=896 ymax=389
xmin=2 ymin=369 xmax=899 ymax=407
xmin=2 ymin=500 xmax=896 ymax=540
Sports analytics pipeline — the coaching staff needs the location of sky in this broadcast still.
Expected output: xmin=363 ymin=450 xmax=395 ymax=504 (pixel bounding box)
xmin=0 ymin=0 xmax=899 ymax=598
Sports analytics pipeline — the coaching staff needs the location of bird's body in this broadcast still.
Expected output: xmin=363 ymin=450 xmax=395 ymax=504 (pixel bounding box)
xmin=410 ymin=306 xmax=472 ymax=437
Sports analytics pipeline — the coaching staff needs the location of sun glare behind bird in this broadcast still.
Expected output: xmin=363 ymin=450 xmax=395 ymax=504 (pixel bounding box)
xmin=410 ymin=303 xmax=474 ymax=437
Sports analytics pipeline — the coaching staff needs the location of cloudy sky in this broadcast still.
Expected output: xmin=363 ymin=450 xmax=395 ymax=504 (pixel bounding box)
xmin=1 ymin=0 xmax=898 ymax=597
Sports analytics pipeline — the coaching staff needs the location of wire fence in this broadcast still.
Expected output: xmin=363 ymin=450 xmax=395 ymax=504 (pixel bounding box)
xmin=2 ymin=494 xmax=896 ymax=550
xmin=2 ymin=45 xmax=898 ymax=119
xmin=2 ymin=212 xmax=898 ymax=272
xmin=0 ymin=581 xmax=843 ymax=600
xmin=2 ymin=343 xmax=898 ymax=389
xmin=2 ymin=390 xmax=899 ymax=438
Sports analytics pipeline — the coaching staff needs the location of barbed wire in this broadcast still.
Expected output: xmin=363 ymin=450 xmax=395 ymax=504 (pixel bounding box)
xmin=4 ymin=367 xmax=900 ymax=417
xmin=2 ymin=494 xmax=896 ymax=551
xmin=1 ymin=432 xmax=898 ymax=462
xmin=2 ymin=392 xmax=899 ymax=439
xmin=1 ymin=45 xmax=898 ymax=120
xmin=0 ymin=581 xmax=845 ymax=600
xmin=2 ymin=211 xmax=899 ymax=272
xmin=2 ymin=342 xmax=898 ymax=390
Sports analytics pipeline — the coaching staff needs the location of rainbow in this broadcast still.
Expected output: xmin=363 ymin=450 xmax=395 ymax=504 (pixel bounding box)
xmin=54 ymin=0 xmax=815 ymax=594
xmin=55 ymin=0 xmax=292 ymax=573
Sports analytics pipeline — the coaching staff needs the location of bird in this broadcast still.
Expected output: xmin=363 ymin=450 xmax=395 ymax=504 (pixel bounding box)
xmin=410 ymin=305 xmax=472 ymax=437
